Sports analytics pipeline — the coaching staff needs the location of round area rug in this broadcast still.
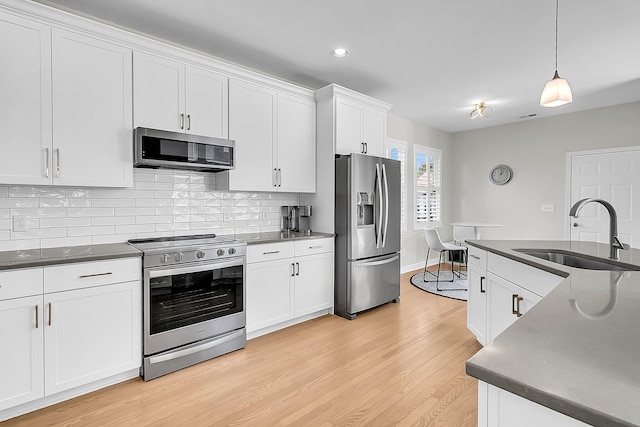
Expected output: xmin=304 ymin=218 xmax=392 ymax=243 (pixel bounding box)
xmin=410 ymin=271 xmax=468 ymax=301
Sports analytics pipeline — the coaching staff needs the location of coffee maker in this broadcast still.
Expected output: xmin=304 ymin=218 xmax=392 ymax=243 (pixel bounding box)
xmin=282 ymin=205 xmax=312 ymax=234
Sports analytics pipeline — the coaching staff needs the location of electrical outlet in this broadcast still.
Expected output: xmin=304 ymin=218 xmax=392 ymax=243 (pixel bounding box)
xmin=541 ymin=204 xmax=555 ymax=213
xmin=13 ymin=215 xmax=27 ymax=232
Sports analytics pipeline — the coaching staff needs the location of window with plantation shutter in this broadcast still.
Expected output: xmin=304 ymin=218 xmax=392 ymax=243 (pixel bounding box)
xmin=414 ymin=145 xmax=442 ymax=229
xmin=384 ymin=138 xmax=407 ymax=231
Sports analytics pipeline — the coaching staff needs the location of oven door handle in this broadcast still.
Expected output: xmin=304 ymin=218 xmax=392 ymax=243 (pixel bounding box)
xmin=148 ymin=329 xmax=245 ymax=364
xmin=148 ymin=258 xmax=245 ymax=278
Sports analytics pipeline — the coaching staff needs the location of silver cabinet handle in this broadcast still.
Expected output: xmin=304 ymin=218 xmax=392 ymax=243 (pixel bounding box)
xmin=364 ymin=142 xmax=368 ymax=153
xmin=480 ymin=276 xmax=486 ymax=293
xmin=180 ymin=113 xmax=185 ymax=129
xmin=263 ymin=250 xmax=280 ymax=255
xmin=35 ymin=305 xmax=39 ymax=329
xmin=308 ymin=245 xmax=323 ymax=249
xmin=273 ymin=168 xmax=278 ymax=187
xmin=187 ymin=114 xmax=191 ymax=130
xmin=295 ymin=262 xmax=300 ymax=276
xmin=277 ymin=169 xmax=282 ymax=187
xmin=79 ymin=272 xmax=113 ymax=279
xmin=470 ymin=254 xmax=480 ymax=260
xmin=512 ymin=294 xmax=524 ymax=317
xmin=45 ymin=148 xmax=50 ymax=178
xmin=55 ymin=148 xmax=60 ymax=178
xmin=48 ymin=302 xmax=52 ymax=326
xmin=291 ymin=262 xmax=295 ymax=277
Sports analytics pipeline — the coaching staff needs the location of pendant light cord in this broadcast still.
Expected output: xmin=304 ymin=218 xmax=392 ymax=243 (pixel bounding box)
xmin=554 ymin=0 xmax=559 ymax=72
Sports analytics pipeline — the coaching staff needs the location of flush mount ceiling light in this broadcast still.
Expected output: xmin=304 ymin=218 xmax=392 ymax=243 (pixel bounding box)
xmin=470 ymin=102 xmax=494 ymax=119
xmin=330 ymin=48 xmax=349 ymax=58
xmin=540 ymin=0 xmax=573 ymax=107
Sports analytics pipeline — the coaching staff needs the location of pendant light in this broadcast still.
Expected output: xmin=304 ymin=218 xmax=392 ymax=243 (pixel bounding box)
xmin=540 ymin=0 xmax=572 ymax=107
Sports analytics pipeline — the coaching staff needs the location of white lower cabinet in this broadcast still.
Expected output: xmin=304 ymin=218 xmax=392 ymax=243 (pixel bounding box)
xmin=246 ymin=238 xmax=334 ymax=338
xmin=480 ymin=382 xmax=590 ymax=427
xmin=486 ymin=273 xmax=541 ymax=341
xmin=0 ymin=258 xmax=141 ymax=418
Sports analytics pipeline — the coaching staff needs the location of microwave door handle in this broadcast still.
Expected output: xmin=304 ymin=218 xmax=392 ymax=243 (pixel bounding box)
xmin=382 ymin=163 xmax=389 ymax=248
xmin=375 ymin=163 xmax=382 ymax=249
xmin=148 ymin=258 xmax=244 ymax=278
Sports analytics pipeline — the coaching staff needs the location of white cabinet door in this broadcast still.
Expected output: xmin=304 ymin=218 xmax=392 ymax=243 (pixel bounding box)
xmin=362 ymin=106 xmax=386 ymax=157
xmin=294 ymin=252 xmax=333 ymax=317
xmin=0 ymin=13 xmax=52 ymax=185
xmin=133 ymin=52 xmax=185 ymax=132
xmin=52 ymin=29 xmax=133 ymax=187
xmin=185 ymin=66 xmax=228 ymax=138
xmin=228 ymin=79 xmax=276 ymax=191
xmin=0 ymin=296 xmax=44 ymax=411
xmin=44 ymin=281 xmax=141 ymax=395
xmin=487 ymin=273 xmax=541 ymax=342
xmin=467 ymin=263 xmax=488 ymax=346
xmin=246 ymin=258 xmax=294 ymax=332
xmin=486 ymin=383 xmax=590 ymax=427
xmin=277 ymin=93 xmax=316 ymax=193
xmin=335 ymin=97 xmax=364 ymax=155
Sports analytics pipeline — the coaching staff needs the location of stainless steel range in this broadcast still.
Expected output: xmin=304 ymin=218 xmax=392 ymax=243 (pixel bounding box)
xmin=128 ymin=234 xmax=246 ymax=380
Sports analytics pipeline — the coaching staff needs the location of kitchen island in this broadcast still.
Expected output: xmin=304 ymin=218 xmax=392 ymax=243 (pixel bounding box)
xmin=465 ymin=240 xmax=640 ymax=427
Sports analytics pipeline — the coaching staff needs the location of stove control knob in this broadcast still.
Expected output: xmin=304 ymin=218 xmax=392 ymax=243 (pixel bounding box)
xmin=217 ymin=249 xmax=225 ymax=256
xmin=228 ymin=247 xmax=236 ymax=255
xmin=174 ymin=252 xmax=184 ymax=262
xmin=196 ymin=250 xmax=205 ymax=259
xmin=160 ymin=254 xmax=170 ymax=264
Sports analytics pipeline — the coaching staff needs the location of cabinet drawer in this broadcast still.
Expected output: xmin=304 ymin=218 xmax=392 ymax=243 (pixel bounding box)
xmin=44 ymin=258 xmax=141 ymax=293
xmin=468 ymin=246 xmax=487 ymax=269
xmin=294 ymin=238 xmax=334 ymax=256
xmin=0 ymin=268 xmax=43 ymax=301
xmin=487 ymin=253 xmax=564 ymax=297
xmin=247 ymin=242 xmax=295 ymax=263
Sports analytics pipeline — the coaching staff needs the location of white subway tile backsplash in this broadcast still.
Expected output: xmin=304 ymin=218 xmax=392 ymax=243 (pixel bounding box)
xmin=0 ymin=171 xmax=300 ymax=250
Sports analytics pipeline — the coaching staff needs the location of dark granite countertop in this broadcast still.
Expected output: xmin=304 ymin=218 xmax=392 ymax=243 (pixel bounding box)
xmin=232 ymin=231 xmax=334 ymax=245
xmin=0 ymin=243 xmax=141 ymax=271
xmin=465 ymin=240 xmax=640 ymax=427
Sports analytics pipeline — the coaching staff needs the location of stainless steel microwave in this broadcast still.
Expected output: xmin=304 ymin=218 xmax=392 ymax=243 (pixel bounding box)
xmin=134 ymin=127 xmax=235 ymax=172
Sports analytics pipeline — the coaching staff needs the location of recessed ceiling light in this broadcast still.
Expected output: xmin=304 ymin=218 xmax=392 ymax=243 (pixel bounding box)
xmin=331 ymin=48 xmax=349 ymax=58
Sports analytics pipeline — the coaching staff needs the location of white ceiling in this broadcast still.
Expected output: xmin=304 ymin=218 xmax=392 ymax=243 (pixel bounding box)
xmin=34 ymin=0 xmax=640 ymax=133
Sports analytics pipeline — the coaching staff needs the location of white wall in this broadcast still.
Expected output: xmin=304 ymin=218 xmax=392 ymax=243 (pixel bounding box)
xmin=0 ymin=169 xmax=298 ymax=251
xmin=450 ymin=101 xmax=640 ymax=241
xmin=387 ymin=113 xmax=453 ymax=272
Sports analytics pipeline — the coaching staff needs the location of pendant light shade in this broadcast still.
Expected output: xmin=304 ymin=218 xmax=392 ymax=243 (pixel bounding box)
xmin=540 ymin=0 xmax=572 ymax=107
xmin=540 ymin=70 xmax=572 ymax=107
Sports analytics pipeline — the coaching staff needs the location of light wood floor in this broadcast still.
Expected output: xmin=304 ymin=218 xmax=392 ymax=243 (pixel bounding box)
xmin=5 ymin=268 xmax=482 ymax=426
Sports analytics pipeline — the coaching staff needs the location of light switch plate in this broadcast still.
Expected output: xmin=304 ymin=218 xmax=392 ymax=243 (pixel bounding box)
xmin=541 ymin=204 xmax=555 ymax=213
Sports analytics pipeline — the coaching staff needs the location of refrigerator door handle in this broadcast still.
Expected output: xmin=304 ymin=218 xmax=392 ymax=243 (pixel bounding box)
xmin=355 ymin=253 xmax=400 ymax=267
xmin=381 ymin=163 xmax=389 ymax=248
xmin=375 ymin=163 xmax=383 ymax=248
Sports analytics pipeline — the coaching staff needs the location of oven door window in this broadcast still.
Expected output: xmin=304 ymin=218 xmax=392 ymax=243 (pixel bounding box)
xmin=149 ymin=263 xmax=243 ymax=335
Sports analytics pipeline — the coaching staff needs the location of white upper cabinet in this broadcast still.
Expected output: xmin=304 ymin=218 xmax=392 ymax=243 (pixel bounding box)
xmin=52 ymin=29 xmax=133 ymax=187
xmin=0 ymin=12 xmax=52 ymax=185
xmin=316 ymin=84 xmax=392 ymax=157
xmin=217 ymin=78 xmax=316 ymax=193
xmin=277 ymin=93 xmax=316 ymax=193
xmin=133 ymin=51 xmax=229 ymax=138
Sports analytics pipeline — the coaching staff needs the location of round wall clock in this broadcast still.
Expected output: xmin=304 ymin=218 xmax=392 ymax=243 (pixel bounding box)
xmin=489 ymin=164 xmax=513 ymax=185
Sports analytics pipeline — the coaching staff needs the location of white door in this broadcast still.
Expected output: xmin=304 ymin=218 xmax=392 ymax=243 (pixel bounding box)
xmin=246 ymin=259 xmax=294 ymax=332
xmin=569 ymin=147 xmax=640 ymax=248
xmin=487 ymin=273 xmax=541 ymax=343
xmin=133 ymin=52 xmax=185 ymax=132
xmin=362 ymin=106 xmax=386 ymax=157
xmin=335 ymin=97 xmax=364 ymax=155
xmin=0 ymin=296 xmax=44 ymax=411
xmin=185 ymin=66 xmax=228 ymax=138
xmin=467 ymin=263 xmax=487 ymax=346
xmin=294 ymin=252 xmax=333 ymax=317
xmin=228 ymin=79 xmax=276 ymax=191
xmin=52 ymin=29 xmax=133 ymax=187
xmin=277 ymin=93 xmax=316 ymax=193
xmin=0 ymin=13 xmax=52 ymax=185
xmin=44 ymin=282 xmax=141 ymax=395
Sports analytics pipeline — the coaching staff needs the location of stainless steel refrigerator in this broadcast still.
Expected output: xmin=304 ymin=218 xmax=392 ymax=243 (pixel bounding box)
xmin=335 ymin=153 xmax=401 ymax=320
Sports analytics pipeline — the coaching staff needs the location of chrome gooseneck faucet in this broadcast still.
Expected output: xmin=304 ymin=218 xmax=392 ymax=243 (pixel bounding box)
xmin=569 ymin=198 xmax=629 ymax=260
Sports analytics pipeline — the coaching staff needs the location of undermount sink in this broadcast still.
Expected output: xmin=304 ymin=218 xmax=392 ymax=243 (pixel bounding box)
xmin=513 ymin=249 xmax=639 ymax=272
